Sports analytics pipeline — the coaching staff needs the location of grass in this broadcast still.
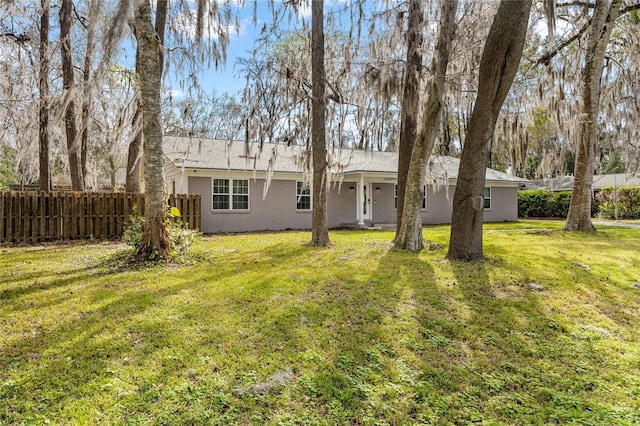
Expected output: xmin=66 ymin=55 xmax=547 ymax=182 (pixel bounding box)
xmin=1 ymin=220 xmax=640 ymax=425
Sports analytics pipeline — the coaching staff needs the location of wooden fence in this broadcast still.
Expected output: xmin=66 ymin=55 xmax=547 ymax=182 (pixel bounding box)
xmin=0 ymin=191 xmax=201 ymax=244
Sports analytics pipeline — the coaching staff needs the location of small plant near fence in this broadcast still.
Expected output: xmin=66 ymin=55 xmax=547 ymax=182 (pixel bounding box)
xmin=123 ymin=206 xmax=200 ymax=262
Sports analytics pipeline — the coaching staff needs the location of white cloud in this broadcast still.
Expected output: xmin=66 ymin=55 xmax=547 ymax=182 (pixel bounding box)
xmin=534 ymin=17 xmax=574 ymax=40
xmin=165 ymin=88 xmax=185 ymax=99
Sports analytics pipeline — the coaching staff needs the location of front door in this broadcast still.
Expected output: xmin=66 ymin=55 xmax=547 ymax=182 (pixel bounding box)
xmin=362 ymin=184 xmax=372 ymax=221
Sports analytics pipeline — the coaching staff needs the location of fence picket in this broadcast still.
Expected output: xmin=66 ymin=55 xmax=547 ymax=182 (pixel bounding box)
xmin=0 ymin=191 xmax=200 ymax=243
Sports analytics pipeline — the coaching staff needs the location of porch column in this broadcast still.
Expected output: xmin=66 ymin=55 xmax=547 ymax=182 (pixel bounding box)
xmin=357 ymin=175 xmax=365 ymax=226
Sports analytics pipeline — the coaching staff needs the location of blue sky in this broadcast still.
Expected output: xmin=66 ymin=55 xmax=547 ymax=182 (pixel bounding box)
xmin=162 ymin=1 xmax=302 ymax=99
xmin=154 ymin=0 xmax=563 ymax=101
xmin=162 ymin=0 xmax=350 ymax=99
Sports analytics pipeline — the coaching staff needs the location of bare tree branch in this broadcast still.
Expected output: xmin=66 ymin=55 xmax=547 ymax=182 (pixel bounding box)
xmin=620 ymin=3 xmax=640 ymax=14
xmin=536 ymin=2 xmax=640 ymax=65
xmin=556 ymin=1 xmax=594 ymax=8
xmin=536 ymin=18 xmax=591 ymax=65
xmin=0 ymin=32 xmax=30 ymax=43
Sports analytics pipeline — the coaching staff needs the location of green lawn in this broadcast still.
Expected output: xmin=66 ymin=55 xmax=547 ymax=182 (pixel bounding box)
xmin=1 ymin=220 xmax=640 ymax=425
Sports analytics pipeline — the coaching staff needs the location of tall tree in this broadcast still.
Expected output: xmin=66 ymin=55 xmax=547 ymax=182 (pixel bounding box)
xmin=125 ymin=97 xmax=142 ymax=193
xmin=38 ymin=0 xmax=50 ymax=191
xmin=564 ymin=0 xmax=622 ymax=232
xmin=396 ymin=0 xmax=458 ymax=252
xmin=395 ymin=0 xmax=424 ymax=239
xmin=60 ymin=0 xmax=84 ymax=191
xmin=310 ymin=0 xmax=330 ymax=247
xmin=125 ymin=25 xmax=143 ymax=194
xmin=163 ymin=91 xmax=243 ymax=140
xmin=447 ymin=0 xmax=532 ymax=261
xmin=80 ymin=0 xmax=99 ymax=186
xmin=133 ymin=0 xmax=169 ymax=259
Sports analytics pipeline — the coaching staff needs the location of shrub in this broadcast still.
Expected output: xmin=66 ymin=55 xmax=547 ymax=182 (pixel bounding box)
xmin=547 ymin=191 xmax=572 ymax=218
xmin=518 ymin=190 xmax=572 ymax=218
xmin=518 ymin=190 xmax=599 ymax=218
xmin=123 ymin=215 xmax=145 ymax=249
xmin=122 ymin=209 xmax=199 ymax=261
xmin=597 ymin=186 xmax=640 ymax=219
xmin=167 ymin=218 xmax=199 ymax=260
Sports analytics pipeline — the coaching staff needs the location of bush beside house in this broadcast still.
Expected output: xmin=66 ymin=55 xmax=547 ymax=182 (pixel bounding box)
xmin=518 ymin=187 xmax=640 ymax=219
xmin=518 ymin=189 xmax=600 ymax=218
xmin=597 ymin=186 xmax=640 ymax=219
xmin=518 ymin=190 xmax=574 ymax=218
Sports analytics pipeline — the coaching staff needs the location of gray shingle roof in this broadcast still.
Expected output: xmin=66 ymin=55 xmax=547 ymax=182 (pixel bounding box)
xmin=524 ymin=173 xmax=640 ymax=191
xmin=163 ymin=136 xmax=524 ymax=183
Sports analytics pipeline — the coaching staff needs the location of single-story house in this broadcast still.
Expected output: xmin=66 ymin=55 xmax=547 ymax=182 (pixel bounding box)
xmin=163 ymin=137 xmax=524 ymax=233
xmin=523 ymin=173 xmax=640 ymax=192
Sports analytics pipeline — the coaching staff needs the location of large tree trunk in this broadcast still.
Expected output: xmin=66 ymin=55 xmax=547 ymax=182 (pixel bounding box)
xmin=127 ymin=0 xmax=167 ymax=194
xmin=564 ymin=0 xmax=621 ymax=232
xmin=38 ymin=0 xmax=50 ymax=192
xmin=60 ymin=0 xmax=84 ymax=191
xmin=310 ymin=0 xmax=330 ymax=247
xmin=134 ymin=0 xmax=169 ymax=260
xmin=396 ymin=0 xmax=458 ymax=252
xmin=395 ymin=0 xmax=424 ymax=239
xmin=447 ymin=0 xmax=532 ymax=261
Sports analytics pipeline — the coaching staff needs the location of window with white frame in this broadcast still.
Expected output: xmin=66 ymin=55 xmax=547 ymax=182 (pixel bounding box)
xmin=212 ymin=178 xmax=249 ymax=210
xmin=395 ymin=184 xmax=427 ymax=209
xmin=484 ymin=187 xmax=491 ymax=209
xmin=296 ymin=181 xmax=311 ymax=210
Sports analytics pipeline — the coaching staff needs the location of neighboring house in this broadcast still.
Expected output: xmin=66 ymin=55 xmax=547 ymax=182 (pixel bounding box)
xmin=524 ymin=174 xmax=640 ymax=192
xmin=163 ymin=137 xmax=524 ymax=233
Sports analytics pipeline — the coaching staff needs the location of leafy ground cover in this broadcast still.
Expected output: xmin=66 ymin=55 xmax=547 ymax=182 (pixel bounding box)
xmin=1 ymin=220 xmax=640 ymax=425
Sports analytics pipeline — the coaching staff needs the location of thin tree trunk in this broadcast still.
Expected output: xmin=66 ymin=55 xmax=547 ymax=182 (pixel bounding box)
xmin=440 ymin=103 xmax=452 ymax=156
xmin=109 ymin=155 xmax=116 ymax=190
xmin=126 ymin=100 xmax=143 ymax=193
xmin=39 ymin=0 xmax=50 ymax=192
xmin=125 ymin=39 xmax=143 ymax=194
xmin=447 ymin=0 xmax=532 ymax=261
xmin=564 ymin=0 xmax=621 ymax=232
xmin=310 ymin=0 xmax=330 ymax=247
xmin=60 ymin=0 xmax=84 ymax=191
xmin=395 ymin=0 xmax=424 ymax=239
xmin=134 ymin=0 xmax=169 ymax=260
xmin=396 ymin=0 xmax=458 ymax=252
xmin=80 ymin=0 xmax=98 ymax=189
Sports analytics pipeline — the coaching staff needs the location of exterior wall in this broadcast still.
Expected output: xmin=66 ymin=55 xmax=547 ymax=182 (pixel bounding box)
xmin=328 ymin=182 xmax=358 ymax=227
xmin=192 ymin=176 xmax=360 ymax=233
xmin=366 ymin=184 xmax=517 ymax=225
xmin=422 ymin=185 xmax=454 ymax=224
xmin=419 ymin=185 xmax=518 ymax=224
xmin=371 ymin=183 xmax=396 ymax=223
xmin=190 ymin=176 xmax=517 ymax=233
xmin=368 ymin=183 xmax=454 ymax=225
xmin=192 ymin=177 xmax=313 ymax=233
xmin=483 ymin=186 xmax=518 ymax=222
xmin=163 ymin=159 xmax=188 ymax=194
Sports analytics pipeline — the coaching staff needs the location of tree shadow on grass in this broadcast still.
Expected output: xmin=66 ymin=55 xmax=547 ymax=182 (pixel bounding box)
xmin=441 ymin=256 xmax=640 ymax=424
xmin=3 ymin=234 xmax=639 ymax=424
xmin=0 ymin=239 xmax=331 ymax=424
xmin=238 ymin=246 xmax=441 ymax=423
